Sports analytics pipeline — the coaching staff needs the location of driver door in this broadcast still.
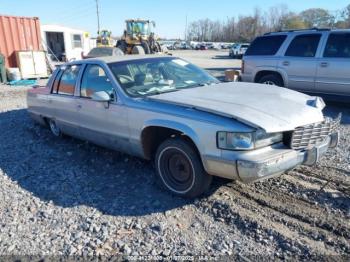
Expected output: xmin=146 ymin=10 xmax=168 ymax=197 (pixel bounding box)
xmin=77 ymin=64 xmax=130 ymax=152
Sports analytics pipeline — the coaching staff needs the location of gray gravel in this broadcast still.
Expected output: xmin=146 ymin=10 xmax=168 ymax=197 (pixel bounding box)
xmin=0 ymin=84 xmax=349 ymax=260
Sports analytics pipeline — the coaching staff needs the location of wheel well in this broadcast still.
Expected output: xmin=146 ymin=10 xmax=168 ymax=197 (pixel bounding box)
xmin=254 ymin=70 xmax=284 ymax=85
xmin=141 ymin=126 xmax=199 ymax=160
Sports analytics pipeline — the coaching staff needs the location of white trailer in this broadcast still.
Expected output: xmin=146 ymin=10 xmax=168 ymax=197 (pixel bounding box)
xmin=41 ymin=24 xmax=92 ymax=62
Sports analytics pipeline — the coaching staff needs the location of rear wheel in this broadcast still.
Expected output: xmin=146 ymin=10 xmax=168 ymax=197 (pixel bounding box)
xmin=258 ymin=74 xmax=284 ymax=87
xmin=48 ymin=119 xmax=62 ymax=137
xmin=155 ymin=138 xmax=212 ymax=198
xmin=132 ymin=45 xmax=145 ymax=55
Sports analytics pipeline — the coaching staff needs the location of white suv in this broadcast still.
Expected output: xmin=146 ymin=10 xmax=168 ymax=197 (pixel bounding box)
xmin=229 ymin=43 xmax=250 ymax=58
xmin=241 ymin=29 xmax=350 ymax=99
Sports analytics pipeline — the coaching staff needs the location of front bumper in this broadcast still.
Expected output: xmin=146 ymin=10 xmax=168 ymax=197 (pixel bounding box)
xmin=203 ymin=132 xmax=338 ymax=183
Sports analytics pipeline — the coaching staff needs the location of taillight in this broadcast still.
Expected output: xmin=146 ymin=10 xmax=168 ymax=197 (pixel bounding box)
xmin=241 ymin=60 xmax=245 ymax=74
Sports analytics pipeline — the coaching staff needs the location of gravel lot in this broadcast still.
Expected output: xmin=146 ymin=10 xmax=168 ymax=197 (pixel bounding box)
xmin=0 ymin=59 xmax=349 ymax=260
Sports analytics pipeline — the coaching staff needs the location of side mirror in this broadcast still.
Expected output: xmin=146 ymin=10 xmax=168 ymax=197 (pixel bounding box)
xmin=91 ymin=91 xmax=111 ymax=102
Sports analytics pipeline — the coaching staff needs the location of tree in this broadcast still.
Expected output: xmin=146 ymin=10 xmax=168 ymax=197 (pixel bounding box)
xmin=185 ymin=4 xmax=349 ymax=42
xmin=283 ymin=15 xmax=307 ymax=29
xmin=300 ymin=8 xmax=333 ymax=28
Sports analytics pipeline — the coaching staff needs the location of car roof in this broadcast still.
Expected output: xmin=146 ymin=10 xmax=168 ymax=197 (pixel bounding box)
xmin=67 ymin=54 xmax=174 ymax=66
xmin=264 ymin=28 xmax=350 ymax=36
xmin=91 ymin=47 xmax=115 ymax=50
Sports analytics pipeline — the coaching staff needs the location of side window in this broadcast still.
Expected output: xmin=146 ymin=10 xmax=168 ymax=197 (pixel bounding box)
xmin=245 ymin=35 xmax=287 ymax=56
xmin=285 ymin=34 xmax=321 ymax=57
xmin=57 ymin=65 xmax=81 ymax=95
xmin=51 ymin=70 xmax=61 ymax=94
xmin=80 ymin=65 xmax=114 ymax=98
xmin=324 ymin=33 xmax=350 ymax=58
xmin=72 ymin=34 xmax=82 ymax=48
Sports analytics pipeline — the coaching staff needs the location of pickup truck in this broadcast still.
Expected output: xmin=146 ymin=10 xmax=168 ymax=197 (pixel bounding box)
xmin=27 ymin=55 xmax=339 ymax=198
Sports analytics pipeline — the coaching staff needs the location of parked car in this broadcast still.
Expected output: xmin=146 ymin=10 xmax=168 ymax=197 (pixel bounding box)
xmin=179 ymin=42 xmax=192 ymax=50
xmin=229 ymin=43 xmax=250 ymax=58
xmin=27 ymin=55 xmax=339 ymax=198
xmin=82 ymin=47 xmax=124 ymax=59
xmin=196 ymin=44 xmax=208 ymax=50
xmin=241 ymin=28 xmax=350 ymax=99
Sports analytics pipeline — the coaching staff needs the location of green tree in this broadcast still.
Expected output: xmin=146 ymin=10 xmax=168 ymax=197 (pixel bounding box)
xmin=283 ymin=15 xmax=307 ymax=29
xmin=300 ymin=8 xmax=333 ymax=27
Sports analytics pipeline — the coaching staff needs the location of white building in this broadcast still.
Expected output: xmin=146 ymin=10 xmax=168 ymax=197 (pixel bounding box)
xmin=41 ymin=24 xmax=94 ymax=62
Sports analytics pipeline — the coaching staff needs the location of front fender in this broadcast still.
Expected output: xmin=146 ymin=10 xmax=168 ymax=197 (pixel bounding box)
xmin=142 ymin=119 xmax=203 ymax=152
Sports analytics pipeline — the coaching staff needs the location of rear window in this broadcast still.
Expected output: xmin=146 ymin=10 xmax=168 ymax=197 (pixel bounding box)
xmin=245 ymin=35 xmax=287 ymax=56
xmin=88 ymin=47 xmax=113 ymax=57
xmin=285 ymin=34 xmax=321 ymax=57
xmin=57 ymin=65 xmax=81 ymax=96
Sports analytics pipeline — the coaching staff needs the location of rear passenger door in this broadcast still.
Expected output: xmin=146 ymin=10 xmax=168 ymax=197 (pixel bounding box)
xmin=50 ymin=65 xmax=81 ymax=136
xmin=315 ymin=32 xmax=350 ymax=95
xmin=279 ymin=34 xmax=321 ymax=92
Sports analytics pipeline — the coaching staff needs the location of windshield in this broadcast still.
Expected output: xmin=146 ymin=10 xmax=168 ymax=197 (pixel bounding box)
xmin=108 ymin=57 xmax=219 ymax=97
xmin=127 ymin=21 xmax=150 ymax=35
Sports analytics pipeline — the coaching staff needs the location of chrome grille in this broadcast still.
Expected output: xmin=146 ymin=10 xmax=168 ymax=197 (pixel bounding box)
xmin=290 ymin=121 xmax=332 ymax=150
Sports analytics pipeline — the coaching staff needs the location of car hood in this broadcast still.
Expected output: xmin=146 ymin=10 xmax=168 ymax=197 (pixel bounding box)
xmin=148 ymin=82 xmax=325 ymax=133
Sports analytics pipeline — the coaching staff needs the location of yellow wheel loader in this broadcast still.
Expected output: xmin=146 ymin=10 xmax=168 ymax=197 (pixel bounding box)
xmin=116 ymin=19 xmax=162 ymax=55
xmin=96 ymin=30 xmax=113 ymax=47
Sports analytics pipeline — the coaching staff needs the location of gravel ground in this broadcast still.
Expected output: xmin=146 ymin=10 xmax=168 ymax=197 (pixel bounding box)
xmin=0 ymin=84 xmax=349 ymax=260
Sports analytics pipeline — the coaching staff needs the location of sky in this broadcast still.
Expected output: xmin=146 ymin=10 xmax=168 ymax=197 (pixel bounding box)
xmin=1 ymin=0 xmax=349 ymax=39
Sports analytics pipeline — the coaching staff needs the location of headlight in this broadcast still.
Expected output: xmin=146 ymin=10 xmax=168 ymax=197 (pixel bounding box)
xmin=217 ymin=132 xmax=254 ymax=150
xmin=217 ymin=130 xmax=282 ymax=150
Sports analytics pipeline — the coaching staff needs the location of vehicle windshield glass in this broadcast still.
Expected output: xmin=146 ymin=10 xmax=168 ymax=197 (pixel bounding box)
xmin=127 ymin=22 xmax=150 ymax=35
xmin=108 ymin=57 xmax=219 ymax=97
xmin=88 ymin=48 xmax=113 ymax=57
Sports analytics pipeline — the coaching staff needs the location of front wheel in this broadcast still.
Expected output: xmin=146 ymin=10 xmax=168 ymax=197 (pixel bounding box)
xmin=155 ymin=138 xmax=212 ymax=198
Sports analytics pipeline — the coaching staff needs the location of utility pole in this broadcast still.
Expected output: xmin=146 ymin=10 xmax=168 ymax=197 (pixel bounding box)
xmin=95 ymin=0 xmax=100 ymax=34
xmin=184 ymin=14 xmax=188 ymax=41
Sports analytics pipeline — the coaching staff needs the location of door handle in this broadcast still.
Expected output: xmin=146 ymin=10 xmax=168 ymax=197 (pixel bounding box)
xmin=77 ymin=104 xmax=82 ymax=109
xmin=320 ymin=62 xmax=328 ymax=68
xmin=282 ymin=61 xmax=290 ymax=66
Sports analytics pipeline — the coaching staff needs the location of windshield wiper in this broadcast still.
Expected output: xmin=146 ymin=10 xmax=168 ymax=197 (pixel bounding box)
xmin=182 ymin=81 xmax=219 ymax=89
xmin=144 ymin=88 xmax=180 ymax=96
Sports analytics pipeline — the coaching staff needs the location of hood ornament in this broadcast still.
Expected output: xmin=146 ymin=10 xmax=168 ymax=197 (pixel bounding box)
xmin=307 ymin=96 xmax=326 ymax=110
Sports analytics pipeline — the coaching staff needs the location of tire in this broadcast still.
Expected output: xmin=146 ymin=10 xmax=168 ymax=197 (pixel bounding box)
xmin=258 ymin=74 xmax=284 ymax=87
xmin=155 ymin=42 xmax=162 ymax=53
xmin=48 ymin=119 xmax=62 ymax=137
xmin=141 ymin=41 xmax=151 ymax=54
xmin=132 ymin=45 xmax=145 ymax=55
xmin=155 ymin=138 xmax=212 ymax=198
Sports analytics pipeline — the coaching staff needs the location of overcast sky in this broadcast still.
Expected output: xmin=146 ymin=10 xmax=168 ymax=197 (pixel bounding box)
xmin=1 ymin=0 xmax=349 ymax=38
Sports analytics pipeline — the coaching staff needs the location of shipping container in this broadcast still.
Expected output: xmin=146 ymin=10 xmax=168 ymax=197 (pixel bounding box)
xmin=0 ymin=15 xmax=42 ymax=68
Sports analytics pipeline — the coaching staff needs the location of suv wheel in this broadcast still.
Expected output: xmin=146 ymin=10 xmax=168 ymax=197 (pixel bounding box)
xmin=155 ymin=138 xmax=212 ymax=198
xmin=258 ymin=74 xmax=284 ymax=87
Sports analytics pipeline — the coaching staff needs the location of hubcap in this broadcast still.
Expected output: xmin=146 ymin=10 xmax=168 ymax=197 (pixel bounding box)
xmin=158 ymin=147 xmax=194 ymax=193
xmin=49 ymin=120 xmax=60 ymax=136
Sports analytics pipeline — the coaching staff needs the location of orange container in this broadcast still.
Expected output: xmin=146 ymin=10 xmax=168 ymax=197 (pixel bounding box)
xmin=0 ymin=15 xmax=42 ymax=67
